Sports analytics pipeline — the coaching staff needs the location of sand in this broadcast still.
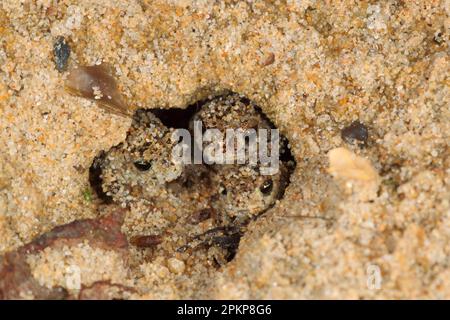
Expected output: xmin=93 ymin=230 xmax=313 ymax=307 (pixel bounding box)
xmin=0 ymin=0 xmax=449 ymax=299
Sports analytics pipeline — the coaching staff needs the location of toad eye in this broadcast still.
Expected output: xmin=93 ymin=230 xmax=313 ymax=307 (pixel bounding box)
xmin=259 ymin=179 xmax=273 ymax=195
xmin=133 ymin=160 xmax=152 ymax=171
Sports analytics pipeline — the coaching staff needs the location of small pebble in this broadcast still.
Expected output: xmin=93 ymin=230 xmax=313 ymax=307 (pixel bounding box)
xmin=341 ymin=121 xmax=369 ymax=145
xmin=167 ymin=258 xmax=185 ymax=274
xmin=53 ymin=36 xmax=71 ymax=72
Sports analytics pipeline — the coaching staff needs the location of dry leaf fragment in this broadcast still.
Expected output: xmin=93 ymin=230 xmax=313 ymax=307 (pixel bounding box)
xmin=65 ymin=64 xmax=131 ymax=117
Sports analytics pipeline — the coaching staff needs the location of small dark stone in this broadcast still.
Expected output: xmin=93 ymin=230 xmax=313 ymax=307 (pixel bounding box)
xmin=341 ymin=121 xmax=369 ymax=145
xmin=260 ymin=179 xmax=273 ymax=195
xmin=53 ymin=36 xmax=71 ymax=72
xmin=133 ymin=160 xmax=152 ymax=171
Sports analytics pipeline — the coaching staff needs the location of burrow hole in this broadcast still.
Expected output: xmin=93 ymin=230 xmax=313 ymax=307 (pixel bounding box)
xmin=89 ymin=94 xmax=296 ymax=264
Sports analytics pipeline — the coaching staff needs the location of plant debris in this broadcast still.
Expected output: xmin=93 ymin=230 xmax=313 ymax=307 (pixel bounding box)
xmin=65 ymin=64 xmax=130 ymax=117
xmin=53 ymin=36 xmax=71 ymax=72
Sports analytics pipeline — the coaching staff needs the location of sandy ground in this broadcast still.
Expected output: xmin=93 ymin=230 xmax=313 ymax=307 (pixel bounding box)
xmin=0 ymin=0 xmax=449 ymax=299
